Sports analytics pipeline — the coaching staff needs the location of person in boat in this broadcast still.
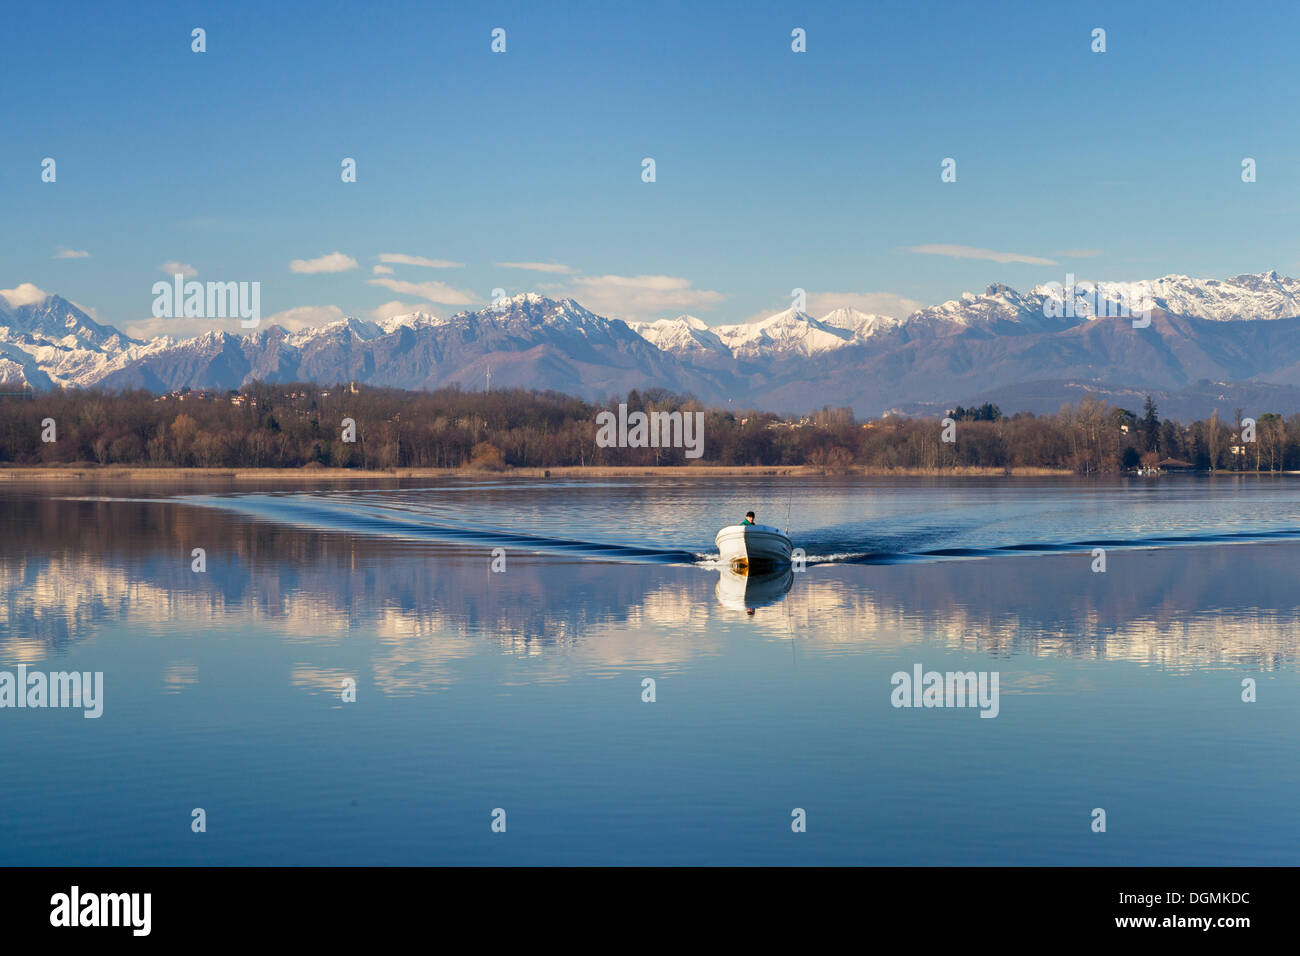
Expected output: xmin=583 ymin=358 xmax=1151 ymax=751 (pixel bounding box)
xmin=742 ymin=511 xmax=756 ymax=526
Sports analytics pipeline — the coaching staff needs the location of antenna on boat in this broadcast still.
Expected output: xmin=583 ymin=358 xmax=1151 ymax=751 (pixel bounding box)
xmin=785 ymin=471 xmax=793 ymax=536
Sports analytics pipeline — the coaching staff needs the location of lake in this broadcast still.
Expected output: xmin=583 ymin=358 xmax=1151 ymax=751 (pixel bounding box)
xmin=1 ymin=474 xmax=1297 ymax=865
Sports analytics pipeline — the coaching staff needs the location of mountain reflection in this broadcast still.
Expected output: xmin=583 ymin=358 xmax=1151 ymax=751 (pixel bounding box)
xmin=2 ymin=491 xmax=1299 ymax=691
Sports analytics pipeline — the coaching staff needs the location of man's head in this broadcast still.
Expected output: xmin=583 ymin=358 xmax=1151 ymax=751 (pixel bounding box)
xmin=745 ymin=511 xmax=755 ymax=521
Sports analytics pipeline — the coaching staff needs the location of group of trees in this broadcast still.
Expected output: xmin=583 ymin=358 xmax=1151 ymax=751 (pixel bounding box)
xmin=0 ymin=383 xmax=1297 ymax=474
xmin=949 ymin=403 xmax=1003 ymax=422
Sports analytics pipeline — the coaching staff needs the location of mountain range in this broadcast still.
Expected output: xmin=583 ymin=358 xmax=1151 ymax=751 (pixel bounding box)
xmin=6 ymin=273 xmax=1300 ymax=419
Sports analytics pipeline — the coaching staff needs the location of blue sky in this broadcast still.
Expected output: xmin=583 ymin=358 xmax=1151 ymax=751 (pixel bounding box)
xmin=4 ymin=0 xmax=1300 ymax=337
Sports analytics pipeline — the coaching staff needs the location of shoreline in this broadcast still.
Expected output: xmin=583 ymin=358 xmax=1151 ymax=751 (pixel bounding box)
xmin=0 ymin=464 xmax=1077 ymax=482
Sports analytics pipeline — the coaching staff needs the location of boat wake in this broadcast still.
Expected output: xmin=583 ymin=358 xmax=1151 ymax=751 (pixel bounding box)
xmin=159 ymin=492 xmax=1300 ymax=569
xmin=180 ymin=492 xmax=699 ymax=564
xmin=796 ymin=525 xmax=1300 ymax=565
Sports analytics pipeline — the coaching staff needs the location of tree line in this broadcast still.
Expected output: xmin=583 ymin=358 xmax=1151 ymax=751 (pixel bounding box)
xmin=0 ymin=383 xmax=1296 ymax=473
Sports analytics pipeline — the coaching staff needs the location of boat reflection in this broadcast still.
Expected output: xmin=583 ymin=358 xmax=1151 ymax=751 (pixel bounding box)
xmin=714 ymin=565 xmax=794 ymax=613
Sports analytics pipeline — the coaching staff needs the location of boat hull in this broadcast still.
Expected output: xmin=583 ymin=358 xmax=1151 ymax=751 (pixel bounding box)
xmin=714 ymin=525 xmax=794 ymax=570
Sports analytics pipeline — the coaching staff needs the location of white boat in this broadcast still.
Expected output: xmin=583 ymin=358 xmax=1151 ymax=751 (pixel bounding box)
xmin=714 ymin=524 xmax=794 ymax=570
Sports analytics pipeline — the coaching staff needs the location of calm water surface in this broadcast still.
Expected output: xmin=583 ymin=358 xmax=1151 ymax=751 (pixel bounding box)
xmin=2 ymin=475 xmax=1298 ymax=865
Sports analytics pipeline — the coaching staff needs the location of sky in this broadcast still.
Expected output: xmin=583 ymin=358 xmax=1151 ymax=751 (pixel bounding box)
xmin=4 ymin=0 xmax=1300 ymax=339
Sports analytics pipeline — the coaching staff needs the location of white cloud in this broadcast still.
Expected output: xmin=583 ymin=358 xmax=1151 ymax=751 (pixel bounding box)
xmin=123 ymin=316 xmax=252 ymax=340
xmin=494 ymin=261 xmax=575 ymax=274
xmin=372 ymin=264 xmax=394 ymax=275
xmin=906 ymin=244 xmax=1057 ymax=266
xmin=125 ymin=304 xmax=348 ymax=340
xmin=559 ymin=274 xmax=724 ymax=320
xmin=377 ymin=253 xmax=464 ymax=269
xmin=368 ymin=300 xmax=437 ymax=322
xmin=367 ymin=277 xmax=479 ymax=305
xmin=0 ymin=283 xmax=51 ymax=308
xmin=159 ymin=261 xmax=198 ymax=279
xmin=290 ymin=252 xmax=358 ymax=274
xmin=806 ymin=292 xmax=924 ymax=319
xmin=53 ymin=248 xmax=90 ymax=259
xmin=1053 ymin=249 xmax=1103 ymax=258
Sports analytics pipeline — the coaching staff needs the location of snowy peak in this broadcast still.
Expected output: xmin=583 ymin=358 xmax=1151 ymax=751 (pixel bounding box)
xmin=819 ymin=307 xmax=904 ymax=337
xmin=380 ymin=311 xmax=447 ymax=334
xmin=632 ymin=306 xmax=902 ymax=361
xmin=0 ymin=292 xmax=137 ymax=351
xmin=909 ymin=282 xmax=1044 ymax=330
xmin=376 ymin=296 xmax=605 ymax=337
xmin=628 ymin=315 xmax=728 ymax=356
xmin=0 ymin=290 xmax=152 ymax=388
xmin=670 ymin=314 xmax=710 ymax=331
xmin=1132 ymin=272 xmax=1300 ymax=321
xmin=713 ymin=309 xmax=855 ymax=358
xmin=1026 ymin=272 xmax=1300 ymax=323
xmin=443 ymin=294 xmax=593 ymax=329
xmin=287 ymin=316 xmax=387 ymax=348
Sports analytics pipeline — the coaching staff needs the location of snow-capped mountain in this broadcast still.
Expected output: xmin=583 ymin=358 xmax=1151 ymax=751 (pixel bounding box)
xmin=0 ymin=290 xmax=137 ymax=351
xmin=818 ymin=307 xmax=905 ymax=338
xmin=54 ymin=293 xmax=723 ymax=399
xmin=631 ymin=307 xmax=904 ymax=362
xmin=7 ymin=274 xmax=1300 ymax=418
xmin=284 ymin=316 xmax=387 ymax=348
xmin=1072 ymin=271 xmax=1300 ymax=323
xmin=712 ymin=309 xmax=855 ymax=358
xmin=625 ymin=315 xmax=729 ymax=358
xmin=0 ymin=291 xmax=153 ymax=389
